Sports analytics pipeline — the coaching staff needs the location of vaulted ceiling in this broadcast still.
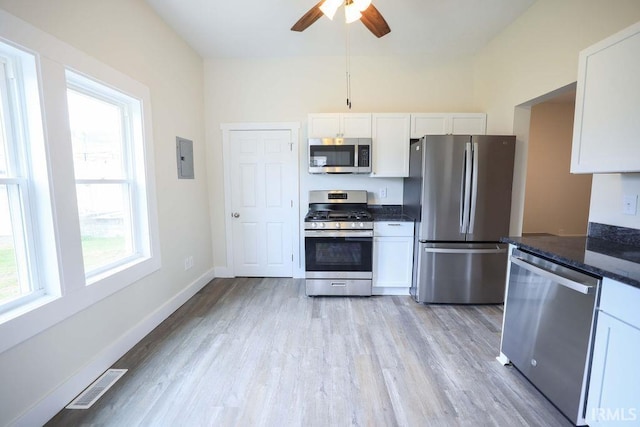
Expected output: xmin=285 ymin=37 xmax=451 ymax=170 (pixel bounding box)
xmin=145 ymin=0 xmax=536 ymax=59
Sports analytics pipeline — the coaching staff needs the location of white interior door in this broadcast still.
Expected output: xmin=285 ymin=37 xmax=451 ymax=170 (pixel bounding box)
xmin=229 ymin=129 xmax=295 ymax=277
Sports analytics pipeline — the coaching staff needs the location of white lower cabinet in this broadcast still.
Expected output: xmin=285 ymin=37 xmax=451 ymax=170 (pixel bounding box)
xmin=373 ymin=222 xmax=414 ymax=295
xmin=586 ymin=278 xmax=640 ymax=426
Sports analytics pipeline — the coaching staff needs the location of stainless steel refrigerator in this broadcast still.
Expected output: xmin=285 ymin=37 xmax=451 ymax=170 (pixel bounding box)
xmin=403 ymin=135 xmax=516 ymax=304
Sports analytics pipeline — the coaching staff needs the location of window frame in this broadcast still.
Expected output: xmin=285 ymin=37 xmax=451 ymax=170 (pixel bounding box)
xmin=66 ymin=72 xmax=150 ymax=282
xmin=0 ymin=44 xmax=49 ymax=314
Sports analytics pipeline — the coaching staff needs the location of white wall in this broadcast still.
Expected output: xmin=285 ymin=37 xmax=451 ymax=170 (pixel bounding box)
xmin=0 ymin=1 xmax=211 ymax=425
xmin=590 ymin=174 xmax=640 ymax=228
xmin=474 ymin=0 xmax=640 ymax=233
xmin=205 ymin=54 xmax=478 ymax=270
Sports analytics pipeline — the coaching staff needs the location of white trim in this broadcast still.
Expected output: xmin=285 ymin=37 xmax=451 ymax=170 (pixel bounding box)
xmin=372 ymin=287 xmax=411 ymax=296
xmin=496 ymin=352 xmax=510 ymax=366
xmin=219 ymin=122 xmax=300 ymax=277
xmin=9 ymin=268 xmax=216 ymax=427
xmin=214 ymin=266 xmax=234 ymax=278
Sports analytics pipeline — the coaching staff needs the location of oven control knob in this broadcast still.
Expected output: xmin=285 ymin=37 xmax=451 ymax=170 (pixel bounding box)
xmin=351 ymin=222 xmax=356 ymax=228
xmin=319 ymin=223 xmax=325 ymax=229
xmin=335 ymin=223 xmax=341 ymax=229
xmin=359 ymin=223 xmax=365 ymax=228
xmin=311 ymin=223 xmax=317 ymax=229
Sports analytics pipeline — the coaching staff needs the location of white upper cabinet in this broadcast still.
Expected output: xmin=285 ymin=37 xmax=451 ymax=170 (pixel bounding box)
xmin=571 ymin=21 xmax=640 ymax=173
xmin=308 ymin=113 xmax=372 ymax=138
xmin=410 ymin=113 xmax=487 ymax=138
xmin=450 ymin=113 xmax=488 ymax=135
xmin=371 ymin=113 xmax=411 ymax=177
xmin=410 ymin=114 xmax=448 ymax=136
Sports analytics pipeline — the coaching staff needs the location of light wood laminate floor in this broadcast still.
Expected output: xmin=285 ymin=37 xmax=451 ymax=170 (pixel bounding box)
xmin=47 ymin=278 xmax=572 ymax=426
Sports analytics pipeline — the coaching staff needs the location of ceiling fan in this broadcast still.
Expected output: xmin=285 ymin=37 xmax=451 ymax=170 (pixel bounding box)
xmin=291 ymin=0 xmax=391 ymax=38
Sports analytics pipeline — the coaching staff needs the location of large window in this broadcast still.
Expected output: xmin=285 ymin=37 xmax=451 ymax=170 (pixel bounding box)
xmin=66 ymin=71 xmax=151 ymax=281
xmin=0 ymin=46 xmax=43 ymax=312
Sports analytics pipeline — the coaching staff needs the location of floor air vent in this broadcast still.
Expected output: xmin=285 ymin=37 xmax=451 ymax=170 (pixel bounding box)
xmin=66 ymin=369 xmax=128 ymax=409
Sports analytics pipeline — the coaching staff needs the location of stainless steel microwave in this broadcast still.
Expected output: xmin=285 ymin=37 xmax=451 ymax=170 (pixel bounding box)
xmin=308 ymin=138 xmax=372 ymax=174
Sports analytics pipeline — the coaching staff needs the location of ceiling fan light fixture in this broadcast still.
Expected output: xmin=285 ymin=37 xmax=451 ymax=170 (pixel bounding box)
xmin=319 ymin=0 xmax=342 ymax=20
xmin=344 ymin=2 xmax=362 ymax=24
xmin=353 ymin=0 xmax=372 ymax=12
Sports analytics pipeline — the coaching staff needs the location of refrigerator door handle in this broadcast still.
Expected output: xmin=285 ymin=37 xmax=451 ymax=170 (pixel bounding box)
xmin=424 ymin=246 xmax=507 ymax=254
xmin=460 ymin=143 xmax=472 ymax=233
xmin=468 ymin=142 xmax=479 ymax=234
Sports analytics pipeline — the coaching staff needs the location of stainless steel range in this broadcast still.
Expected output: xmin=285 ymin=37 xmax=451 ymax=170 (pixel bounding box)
xmin=304 ymin=190 xmax=373 ymax=296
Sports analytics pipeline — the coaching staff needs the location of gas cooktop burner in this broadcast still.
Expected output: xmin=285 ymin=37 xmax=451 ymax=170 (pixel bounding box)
xmin=305 ymin=210 xmax=373 ymax=222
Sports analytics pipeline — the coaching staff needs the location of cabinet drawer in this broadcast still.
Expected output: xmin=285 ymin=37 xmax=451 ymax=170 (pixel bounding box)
xmin=374 ymin=222 xmax=414 ymax=237
xmin=599 ymin=278 xmax=640 ymax=328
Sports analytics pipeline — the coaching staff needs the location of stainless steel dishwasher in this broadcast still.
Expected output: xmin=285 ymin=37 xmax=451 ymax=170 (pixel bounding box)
xmin=501 ymin=248 xmax=601 ymax=426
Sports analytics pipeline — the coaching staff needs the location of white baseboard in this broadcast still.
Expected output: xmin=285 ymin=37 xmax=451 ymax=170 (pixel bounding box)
xmin=214 ymin=265 xmax=234 ymax=278
xmin=12 ymin=268 xmax=216 ymax=427
xmin=496 ymin=352 xmax=510 ymax=366
xmin=372 ymin=287 xmax=411 ymax=296
xmin=214 ymin=266 xmax=305 ymax=279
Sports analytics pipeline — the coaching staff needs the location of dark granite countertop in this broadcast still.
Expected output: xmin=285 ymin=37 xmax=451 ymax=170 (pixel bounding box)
xmin=501 ymin=231 xmax=640 ymax=289
xmin=368 ymin=205 xmax=415 ymax=222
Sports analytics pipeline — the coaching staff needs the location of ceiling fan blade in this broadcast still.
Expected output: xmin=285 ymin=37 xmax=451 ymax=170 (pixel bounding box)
xmin=291 ymin=1 xmax=325 ymax=32
xmin=360 ymin=4 xmax=391 ymax=38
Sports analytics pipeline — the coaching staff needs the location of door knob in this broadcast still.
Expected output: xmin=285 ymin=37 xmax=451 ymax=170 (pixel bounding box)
xmin=232 ymin=212 xmax=240 ymax=218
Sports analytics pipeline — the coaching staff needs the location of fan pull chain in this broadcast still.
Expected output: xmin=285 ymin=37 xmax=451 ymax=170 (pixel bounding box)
xmin=346 ymin=23 xmax=352 ymax=109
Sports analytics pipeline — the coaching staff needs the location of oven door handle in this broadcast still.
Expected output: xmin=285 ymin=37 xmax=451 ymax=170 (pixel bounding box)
xmin=305 ymin=230 xmax=373 ymax=238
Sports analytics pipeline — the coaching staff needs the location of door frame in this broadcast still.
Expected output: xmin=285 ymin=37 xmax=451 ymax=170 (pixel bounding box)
xmin=220 ymin=122 xmax=300 ymax=278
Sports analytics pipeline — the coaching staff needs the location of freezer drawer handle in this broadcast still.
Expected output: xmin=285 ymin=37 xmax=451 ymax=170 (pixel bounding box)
xmin=331 ymin=282 xmax=347 ymax=287
xmin=510 ymin=256 xmax=595 ymax=295
xmin=423 ymin=246 xmax=506 ymax=254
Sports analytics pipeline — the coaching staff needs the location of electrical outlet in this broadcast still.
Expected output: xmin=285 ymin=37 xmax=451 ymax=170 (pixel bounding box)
xmin=379 ymin=187 xmax=387 ymax=198
xmin=622 ymin=194 xmax=638 ymax=215
xmin=184 ymin=255 xmax=194 ymax=270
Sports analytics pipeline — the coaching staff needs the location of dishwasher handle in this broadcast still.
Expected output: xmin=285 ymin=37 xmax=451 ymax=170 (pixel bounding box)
xmin=510 ymin=255 xmax=596 ymax=295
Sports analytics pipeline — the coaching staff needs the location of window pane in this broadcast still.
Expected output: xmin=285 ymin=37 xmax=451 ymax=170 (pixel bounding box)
xmin=67 ymin=89 xmax=125 ymax=180
xmin=76 ymin=183 xmax=133 ymax=274
xmin=0 ymin=185 xmax=25 ymax=304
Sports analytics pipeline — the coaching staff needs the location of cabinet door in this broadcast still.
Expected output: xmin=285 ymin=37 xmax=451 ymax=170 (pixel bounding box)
xmin=308 ymin=113 xmax=371 ymax=138
xmin=586 ymin=312 xmax=640 ymax=426
xmin=571 ymin=22 xmax=640 ymax=173
xmin=374 ymin=222 xmax=414 ymax=237
xmin=341 ymin=113 xmax=372 ymax=137
xmin=450 ymin=113 xmax=487 ymax=135
xmin=411 ymin=113 xmax=487 ymax=138
xmin=371 ymin=113 xmax=411 ymax=177
xmin=411 ymin=113 xmax=448 ymax=138
xmin=308 ymin=114 xmax=341 ymax=138
xmin=373 ymin=236 xmax=414 ymax=288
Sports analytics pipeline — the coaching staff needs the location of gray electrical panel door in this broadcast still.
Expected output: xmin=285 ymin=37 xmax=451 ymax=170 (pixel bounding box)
xmin=176 ymin=137 xmax=194 ymax=179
